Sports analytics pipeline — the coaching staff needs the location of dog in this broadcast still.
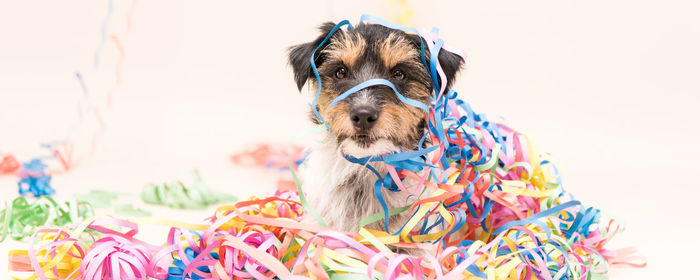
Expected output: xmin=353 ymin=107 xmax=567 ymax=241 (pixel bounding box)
xmin=288 ymin=22 xmax=464 ymax=241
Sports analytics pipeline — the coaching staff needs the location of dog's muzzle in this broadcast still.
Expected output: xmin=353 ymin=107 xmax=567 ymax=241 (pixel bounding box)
xmin=350 ymin=106 xmax=378 ymax=132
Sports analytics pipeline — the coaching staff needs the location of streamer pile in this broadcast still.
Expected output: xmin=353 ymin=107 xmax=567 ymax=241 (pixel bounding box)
xmin=0 ymin=153 xmax=20 ymax=175
xmin=17 ymin=159 xmax=55 ymax=197
xmin=0 ymin=196 xmax=93 ymax=242
xmin=231 ymin=143 xmax=306 ymax=171
xmin=231 ymin=143 xmax=307 ymax=191
xmin=74 ymin=190 xmax=152 ymax=217
xmin=8 ymin=187 xmax=641 ymax=280
xmin=141 ymin=170 xmax=238 ymax=209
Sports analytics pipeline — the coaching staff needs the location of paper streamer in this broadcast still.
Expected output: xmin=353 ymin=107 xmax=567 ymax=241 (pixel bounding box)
xmin=231 ymin=143 xmax=308 ymax=191
xmin=17 ymin=159 xmax=55 ymax=198
xmin=48 ymin=0 xmax=139 ymax=172
xmin=0 ymin=196 xmax=93 ymax=242
xmin=81 ymin=235 xmax=152 ymax=280
xmin=74 ymin=190 xmax=152 ymax=217
xmin=7 ymin=192 xmax=644 ymax=280
xmin=0 ymin=153 xmax=21 ymax=175
xmin=5 ymin=0 xmax=140 ymax=179
xmin=141 ymin=170 xmax=238 ymax=209
xmin=231 ymin=143 xmax=307 ymax=171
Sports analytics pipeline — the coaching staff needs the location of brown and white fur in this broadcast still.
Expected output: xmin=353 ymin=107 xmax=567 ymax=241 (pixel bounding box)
xmin=288 ymin=22 xmax=464 ymax=240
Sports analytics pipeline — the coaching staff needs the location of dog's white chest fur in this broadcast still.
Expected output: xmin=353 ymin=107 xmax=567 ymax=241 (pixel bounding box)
xmin=300 ymin=134 xmax=421 ymax=233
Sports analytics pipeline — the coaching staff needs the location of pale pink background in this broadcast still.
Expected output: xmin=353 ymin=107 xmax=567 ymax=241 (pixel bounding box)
xmin=1 ymin=0 xmax=698 ymax=278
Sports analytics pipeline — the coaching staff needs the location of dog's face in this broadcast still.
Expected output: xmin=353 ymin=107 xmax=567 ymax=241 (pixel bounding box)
xmin=289 ymin=23 xmax=463 ymax=157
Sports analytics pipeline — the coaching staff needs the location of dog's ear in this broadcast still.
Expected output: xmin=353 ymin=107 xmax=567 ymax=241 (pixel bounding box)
xmin=288 ymin=22 xmax=338 ymax=91
xmin=436 ymin=50 xmax=464 ymax=90
xmin=407 ymin=35 xmax=464 ymax=90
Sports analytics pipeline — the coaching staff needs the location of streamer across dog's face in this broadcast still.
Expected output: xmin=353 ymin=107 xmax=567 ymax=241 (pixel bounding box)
xmin=289 ymin=22 xmax=463 ymax=156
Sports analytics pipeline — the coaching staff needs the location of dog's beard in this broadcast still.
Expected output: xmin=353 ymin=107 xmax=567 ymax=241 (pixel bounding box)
xmin=338 ymin=137 xmax=400 ymax=158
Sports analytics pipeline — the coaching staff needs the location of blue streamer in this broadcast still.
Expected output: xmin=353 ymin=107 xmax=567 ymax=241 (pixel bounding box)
xmin=94 ymin=0 xmax=114 ymax=69
xmin=329 ymin=78 xmax=429 ymax=112
xmin=17 ymin=158 xmax=55 ymax=197
xmin=491 ymin=201 xmax=581 ymax=235
xmin=309 ymin=20 xmax=354 ymax=130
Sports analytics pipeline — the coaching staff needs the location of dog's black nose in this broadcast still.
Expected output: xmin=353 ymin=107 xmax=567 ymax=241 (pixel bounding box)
xmin=350 ymin=107 xmax=378 ymax=130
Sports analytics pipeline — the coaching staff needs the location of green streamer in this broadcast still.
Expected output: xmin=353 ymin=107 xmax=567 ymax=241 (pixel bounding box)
xmin=141 ymin=170 xmax=237 ymax=209
xmin=0 ymin=196 xmax=93 ymax=242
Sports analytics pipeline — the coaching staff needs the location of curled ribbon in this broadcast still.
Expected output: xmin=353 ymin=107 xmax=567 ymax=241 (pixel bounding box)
xmin=1 ymin=196 xmax=93 ymax=242
xmin=8 ymin=192 xmax=643 ymax=280
xmin=215 ymin=230 xmax=282 ymax=279
xmin=141 ymin=170 xmax=237 ymax=209
xmin=231 ymin=143 xmax=308 ymax=191
xmin=81 ymin=235 xmax=152 ymax=280
xmin=231 ymin=143 xmax=307 ymax=171
xmin=0 ymin=153 xmax=21 ymax=174
xmin=17 ymin=159 xmax=55 ymax=198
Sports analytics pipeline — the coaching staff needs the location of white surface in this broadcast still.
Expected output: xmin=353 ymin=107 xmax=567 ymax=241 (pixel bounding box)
xmin=1 ymin=0 xmax=699 ymax=279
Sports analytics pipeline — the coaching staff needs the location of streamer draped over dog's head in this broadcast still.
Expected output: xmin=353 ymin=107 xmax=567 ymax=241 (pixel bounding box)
xmin=307 ymin=15 xmax=475 ymax=232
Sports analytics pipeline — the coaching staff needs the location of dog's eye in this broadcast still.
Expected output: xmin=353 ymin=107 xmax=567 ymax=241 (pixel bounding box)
xmin=335 ymin=67 xmax=347 ymax=79
xmin=392 ymin=69 xmax=405 ymax=80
